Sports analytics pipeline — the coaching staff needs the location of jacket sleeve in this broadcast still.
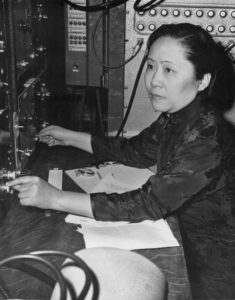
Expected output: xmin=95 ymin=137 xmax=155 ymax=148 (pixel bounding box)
xmin=91 ymin=124 xmax=222 ymax=222
xmin=91 ymin=116 xmax=167 ymax=168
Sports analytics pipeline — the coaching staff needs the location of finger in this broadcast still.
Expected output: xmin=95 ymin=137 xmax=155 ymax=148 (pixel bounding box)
xmin=39 ymin=135 xmax=50 ymax=143
xmin=7 ymin=176 xmax=37 ymax=186
xmin=12 ymin=181 xmax=34 ymax=192
xmin=39 ymin=125 xmax=56 ymax=136
xmin=48 ymin=139 xmax=58 ymax=147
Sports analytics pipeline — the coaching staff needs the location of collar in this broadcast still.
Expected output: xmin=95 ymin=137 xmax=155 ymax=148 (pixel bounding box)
xmin=166 ymin=94 xmax=206 ymax=125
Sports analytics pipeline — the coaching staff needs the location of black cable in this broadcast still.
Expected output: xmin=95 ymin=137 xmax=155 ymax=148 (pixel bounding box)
xmin=31 ymin=250 xmax=100 ymax=300
xmin=63 ymin=0 xmax=166 ymax=12
xmin=0 ymin=251 xmax=100 ymax=300
xmin=116 ymin=51 xmax=148 ymax=137
xmin=134 ymin=0 xmax=166 ymax=12
xmin=92 ymin=10 xmax=144 ymax=70
xmin=63 ymin=0 xmax=127 ymax=12
xmin=0 ymin=254 xmax=67 ymax=300
xmin=3 ymin=261 xmax=56 ymax=287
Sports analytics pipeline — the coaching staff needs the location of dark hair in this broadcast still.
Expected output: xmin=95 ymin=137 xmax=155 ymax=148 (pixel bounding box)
xmin=147 ymin=23 xmax=235 ymax=112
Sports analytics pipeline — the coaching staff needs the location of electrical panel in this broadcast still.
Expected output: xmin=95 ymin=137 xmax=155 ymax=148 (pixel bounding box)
xmin=65 ymin=0 xmax=103 ymax=86
xmin=0 ymin=0 xmax=50 ymax=192
xmin=65 ymin=0 xmax=87 ymax=85
xmin=124 ymin=0 xmax=235 ymax=135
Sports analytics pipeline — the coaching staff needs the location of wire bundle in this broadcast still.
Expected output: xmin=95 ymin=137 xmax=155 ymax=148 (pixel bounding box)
xmin=63 ymin=0 xmax=165 ymax=12
xmin=0 ymin=250 xmax=99 ymax=300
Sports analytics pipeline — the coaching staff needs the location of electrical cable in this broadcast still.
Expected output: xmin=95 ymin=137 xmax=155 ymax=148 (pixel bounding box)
xmin=63 ymin=0 xmax=166 ymax=12
xmin=91 ymin=10 xmax=144 ymax=70
xmin=3 ymin=261 xmax=56 ymax=287
xmin=133 ymin=0 xmax=166 ymax=12
xmin=63 ymin=0 xmax=128 ymax=12
xmin=30 ymin=250 xmax=100 ymax=300
xmin=0 ymin=250 xmax=100 ymax=300
xmin=116 ymin=50 xmax=148 ymax=137
xmin=0 ymin=254 xmax=67 ymax=300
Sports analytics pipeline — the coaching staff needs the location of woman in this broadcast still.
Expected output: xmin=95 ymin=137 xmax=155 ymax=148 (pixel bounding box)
xmin=8 ymin=23 xmax=235 ymax=298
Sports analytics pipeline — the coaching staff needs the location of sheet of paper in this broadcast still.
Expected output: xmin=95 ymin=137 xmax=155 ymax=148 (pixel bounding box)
xmin=65 ymin=165 xmax=179 ymax=250
xmin=48 ymin=169 xmax=63 ymax=189
xmin=65 ymin=163 xmax=154 ymax=194
xmin=90 ymin=173 xmax=136 ymax=194
xmin=76 ymin=219 xmax=179 ymax=250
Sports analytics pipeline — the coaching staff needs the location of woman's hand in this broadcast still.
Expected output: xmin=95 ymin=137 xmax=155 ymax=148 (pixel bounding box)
xmin=39 ymin=125 xmax=93 ymax=153
xmin=7 ymin=176 xmax=62 ymax=210
xmin=39 ymin=125 xmax=73 ymax=147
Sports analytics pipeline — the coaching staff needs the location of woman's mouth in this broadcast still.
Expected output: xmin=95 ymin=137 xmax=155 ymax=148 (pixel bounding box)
xmin=151 ymin=94 xmax=165 ymax=100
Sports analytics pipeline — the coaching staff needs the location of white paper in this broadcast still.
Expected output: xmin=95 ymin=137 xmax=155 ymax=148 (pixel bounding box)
xmin=48 ymin=169 xmax=63 ymax=189
xmin=77 ymin=219 xmax=179 ymax=250
xmin=65 ymin=163 xmax=154 ymax=194
xmin=65 ymin=164 xmax=179 ymax=250
xmin=90 ymin=173 xmax=136 ymax=194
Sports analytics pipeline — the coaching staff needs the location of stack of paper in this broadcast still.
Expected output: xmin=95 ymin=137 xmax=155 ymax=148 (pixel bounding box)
xmin=65 ymin=215 xmax=179 ymax=250
xmin=65 ymin=164 xmax=179 ymax=250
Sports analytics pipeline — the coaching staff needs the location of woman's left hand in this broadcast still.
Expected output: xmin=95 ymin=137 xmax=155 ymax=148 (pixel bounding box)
xmin=7 ymin=176 xmax=62 ymax=210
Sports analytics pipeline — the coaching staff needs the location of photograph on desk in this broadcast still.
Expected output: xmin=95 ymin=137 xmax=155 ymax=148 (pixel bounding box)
xmin=1 ymin=0 xmax=235 ymax=299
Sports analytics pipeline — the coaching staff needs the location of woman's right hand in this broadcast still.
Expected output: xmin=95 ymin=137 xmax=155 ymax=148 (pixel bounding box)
xmin=39 ymin=125 xmax=73 ymax=147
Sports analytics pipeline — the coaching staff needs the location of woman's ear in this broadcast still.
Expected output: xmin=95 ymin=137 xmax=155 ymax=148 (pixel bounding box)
xmin=198 ymin=73 xmax=211 ymax=91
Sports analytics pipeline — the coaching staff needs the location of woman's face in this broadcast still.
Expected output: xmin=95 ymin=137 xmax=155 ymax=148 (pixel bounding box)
xmin=145 ymin=36 xmax=203 ymax=113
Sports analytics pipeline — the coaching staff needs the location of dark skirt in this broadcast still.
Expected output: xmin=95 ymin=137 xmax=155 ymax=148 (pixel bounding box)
xmin=179 ymin=189 xmax=235 ymax=299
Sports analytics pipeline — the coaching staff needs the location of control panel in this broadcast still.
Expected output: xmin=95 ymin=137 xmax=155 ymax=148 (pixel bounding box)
xmin=134 ymin=5 xmax=235 ymax=40
xmin=64 ymin=0 xmax=104 ymax=87
xmin=65 ymin=0 xmax=87 ymax=85
xmin=124 ymin=0 xmax=235 ymax=136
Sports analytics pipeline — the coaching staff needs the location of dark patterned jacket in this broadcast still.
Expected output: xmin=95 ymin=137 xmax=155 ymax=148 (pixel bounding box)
xmin=91 ymin=95 xmax=235 ymax=226
xmin=90 ymin=94 xmax=235 ymax=298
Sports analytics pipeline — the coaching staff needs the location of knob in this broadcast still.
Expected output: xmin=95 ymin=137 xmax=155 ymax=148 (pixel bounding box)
xmin=173 ymin=9 xmax=180 ymax=17
xmin=207 ymin=10 xmax=215 ymax=18
xmin=17 ymin=60 xmax=29 ymax=68
xmin=0 ymin=41 xmax=5 ymax=53
xmin=184 ymin=10 xmax=192 ymax=17
xmin=160 ymin=9 xmax=168 ymax=17
xmin=196 ymin=10 xmax=203 ymax=17
xmin=149 ymin=9 xmax=157 ymax=16
xmin=218 ymin=25 xmax=226 ymax=33
xmin=230 ymin=26 xmax=235 ymax=33
xmin=149 ymin=24 xmax=156 ymax=31
xmin=14 ymin=124 xmax=24 ymax=129
xmin=33 ymin=134 xmax=40 ymax=141
xmin=72 ymin=64 xmax=79 ymax=71
xmin=206 ymin=25 xmax=214 ymax=33
xmin=41 ymin=121 xmax=49 ymax=129
xmin=137 ymin=23 xmax=145 ymax=31
xmin=37 ymin=45 xmax=46 ymax=52
xmin=0 ymin=183 xmax=11 ymax=193
xmin=219 ymin=10 xmax=227 ymax=18
xmin=28 ymin=52 xmax=38 ymax=59
xmin=0 ymin=169 xmax=16 ymax=179
xmin=18 ymin=148 xmax=33 ymax=157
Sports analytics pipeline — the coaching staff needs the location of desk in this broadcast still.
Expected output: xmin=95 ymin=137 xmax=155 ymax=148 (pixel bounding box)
xmin=0 ymin=145 xmax=192 ymax=300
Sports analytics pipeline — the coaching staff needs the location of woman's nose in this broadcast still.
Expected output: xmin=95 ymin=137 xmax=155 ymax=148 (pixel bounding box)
xmin=151 ymin=69 xmax=162 ymax=87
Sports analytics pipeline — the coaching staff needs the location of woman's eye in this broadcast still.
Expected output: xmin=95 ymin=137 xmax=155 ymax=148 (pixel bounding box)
xmin=147 ymin=64 xmax=153 ymax=70
xmin=164 ymin=67 xmax=174 ymax=74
